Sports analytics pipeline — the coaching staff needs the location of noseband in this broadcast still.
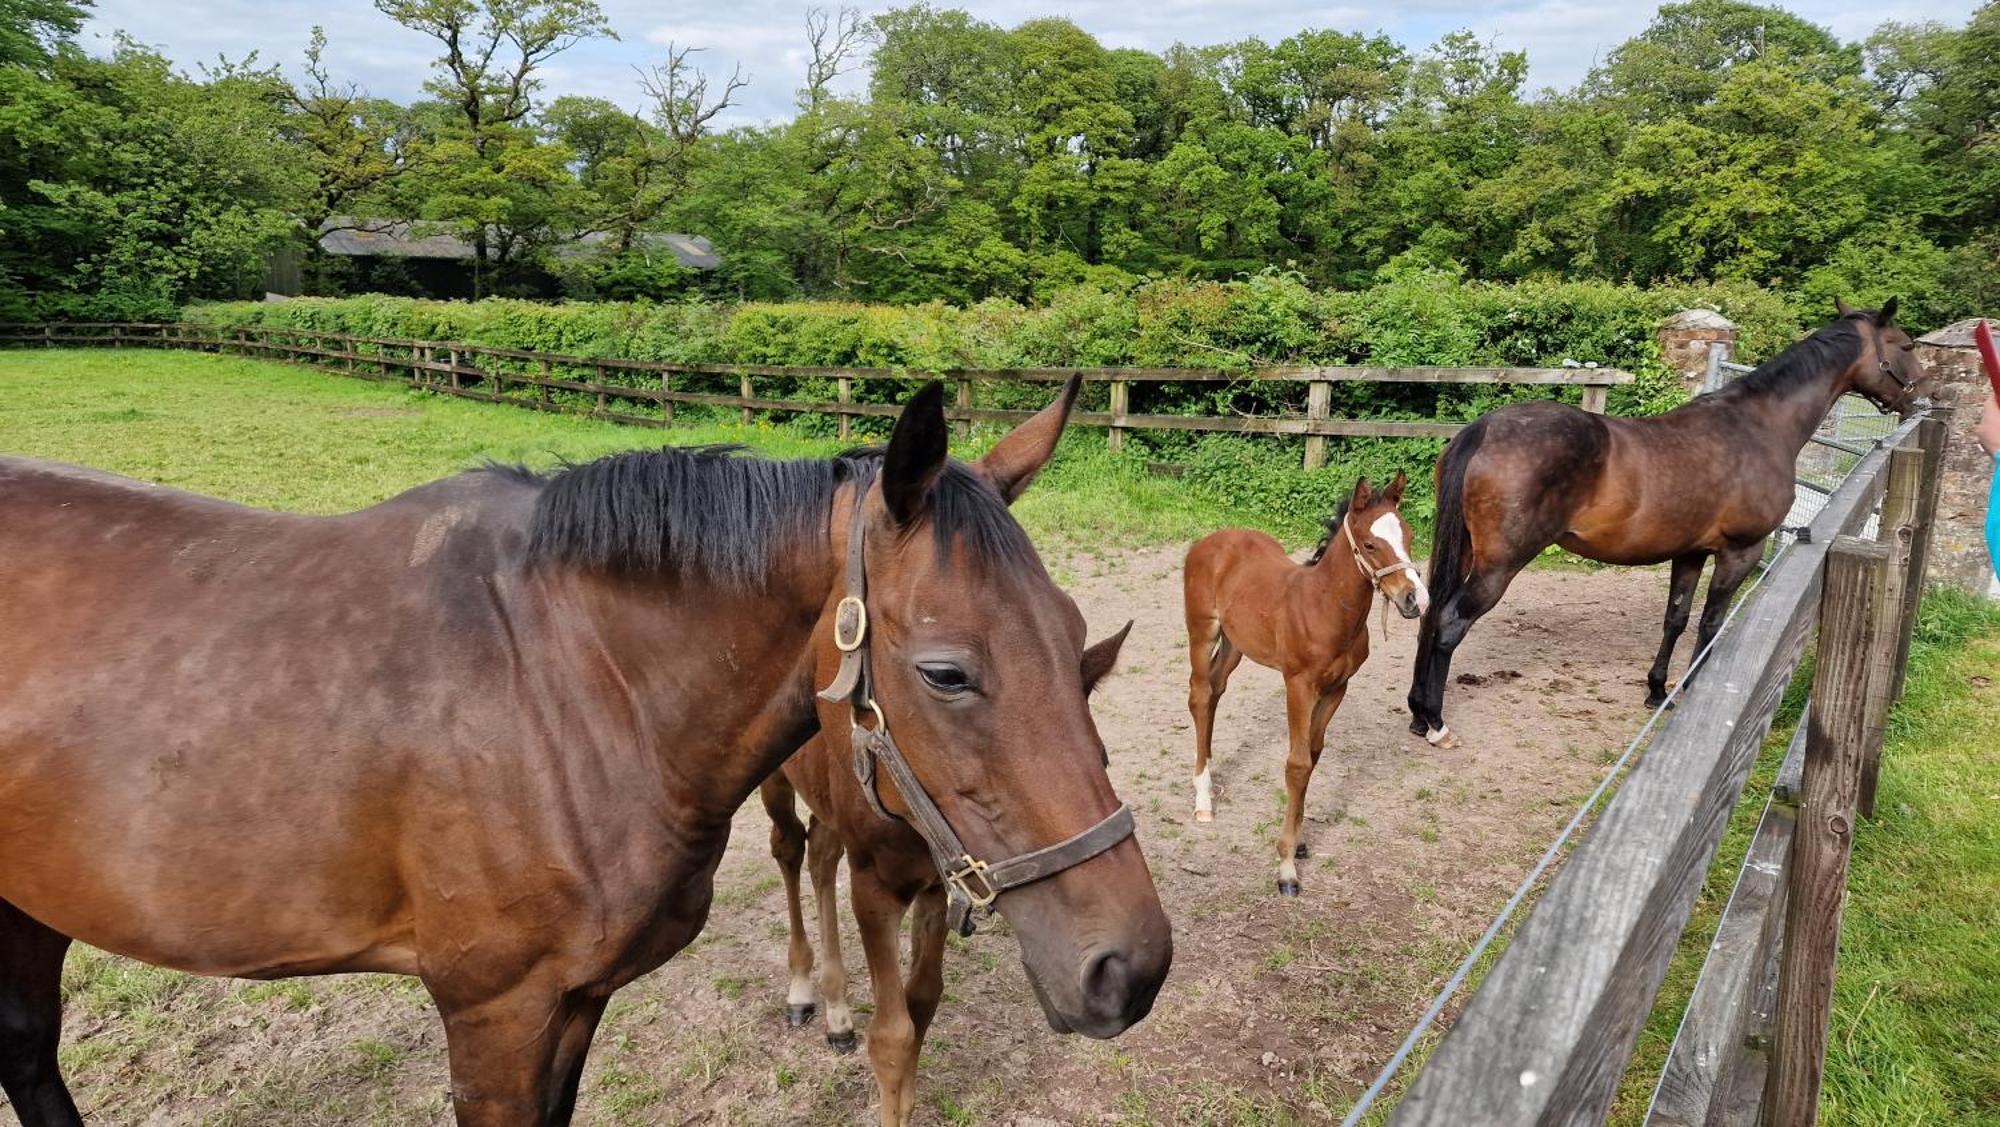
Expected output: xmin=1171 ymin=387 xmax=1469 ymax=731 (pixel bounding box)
xmin=817 ymin=492 xmax=1135 ymax=937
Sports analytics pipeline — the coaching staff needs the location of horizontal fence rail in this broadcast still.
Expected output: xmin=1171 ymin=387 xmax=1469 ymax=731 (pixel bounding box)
xmin=1389 ymin=410 xmax=1934 ymax=1125
xmin=0 ymin=322 xmax=1633 ymax=469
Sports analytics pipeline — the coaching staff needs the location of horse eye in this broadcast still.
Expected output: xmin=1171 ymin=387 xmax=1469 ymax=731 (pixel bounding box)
xmin=918 ymin=663 xmax=973 ymax=694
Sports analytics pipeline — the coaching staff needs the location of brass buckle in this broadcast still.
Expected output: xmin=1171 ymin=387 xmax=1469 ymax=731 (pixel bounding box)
xmin=833 ymin=596 xmax=868 ymax=652
xmin=945 ymin=855 xmax=999 ymax=909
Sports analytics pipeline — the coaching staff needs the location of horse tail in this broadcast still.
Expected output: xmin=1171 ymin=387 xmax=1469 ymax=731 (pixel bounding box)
xmin=1418 ymin=418 xmax=1487 ymax=654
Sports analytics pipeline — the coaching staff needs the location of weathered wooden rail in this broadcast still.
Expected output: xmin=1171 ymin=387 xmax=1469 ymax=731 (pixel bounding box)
xmin=0 ymin=321 xmax=1632 ymax=470
xmin=1379 ymin=411 xmax=1945 ymax=1126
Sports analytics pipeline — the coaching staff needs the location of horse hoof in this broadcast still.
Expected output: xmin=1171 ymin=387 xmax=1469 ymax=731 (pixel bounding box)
xmin=1293 ymin=843 xmax=1309 ymax=859
xmin=786 ymin=1003 xmax=816 ymax=1028
xmin=826 ymin=1029 xmax=858 ymax=1054
xmin=1194 ymin=809 xmax=1214 ymax=824
xmin=1425 ymin=726 xmax=1461 ymax=750
xmin=1276 ymin=879 xmax=1301 ymax=897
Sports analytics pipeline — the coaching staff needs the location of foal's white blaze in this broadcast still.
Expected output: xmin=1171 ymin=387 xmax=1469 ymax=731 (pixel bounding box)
xmin=1369 ymin=511 xmax=1429 ymax=612
xmin=1193 ymin=766 xmax=1213 ymax=821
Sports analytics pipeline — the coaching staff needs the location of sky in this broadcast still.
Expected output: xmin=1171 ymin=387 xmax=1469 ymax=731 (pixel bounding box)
xmin=84 ymin=0 xmax=1984 ymax=127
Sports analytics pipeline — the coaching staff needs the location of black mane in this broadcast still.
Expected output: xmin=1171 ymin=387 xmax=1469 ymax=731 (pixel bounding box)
xmin=1305 ymin=496 xmax=1353 ymax=565
xmin=1727 ymin=316 xmax=1866 ymax=398
xmin=503 ymin=445 xmax=1034 ymax=587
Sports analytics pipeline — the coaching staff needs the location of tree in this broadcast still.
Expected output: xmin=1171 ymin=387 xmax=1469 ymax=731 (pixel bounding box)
xmin=373 ymin=0 xmax=614 ymax=292
xmin=0 ymin=0 xmax=88 ymax=69
xmin=284 ymin=27 xmax=416 ymax=235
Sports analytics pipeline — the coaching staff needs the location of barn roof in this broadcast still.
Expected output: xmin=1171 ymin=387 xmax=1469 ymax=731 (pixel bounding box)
xmin=317 ymin=219 xmax=720 ymax=270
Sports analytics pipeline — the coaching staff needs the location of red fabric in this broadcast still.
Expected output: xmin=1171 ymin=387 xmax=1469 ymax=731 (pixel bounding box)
xmin=1977 ymin=319 xmax=2000 ymax=401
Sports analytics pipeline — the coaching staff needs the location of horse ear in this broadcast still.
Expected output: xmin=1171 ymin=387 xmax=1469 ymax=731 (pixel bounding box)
xmin=1082 ymin=619 xmax=1133 ymax=695
xmin=1835 ymin=297 xmax=1856 ymax=318
xmin=1876 ymin=296 xmax=1899 ymax=325
xmin=1351 ymin=475 xmax=1374 ymax=509
xmin=978 ymin=375 xmax=1080 ymax=504
xmin=883 ymin=382 xmax=949 ymax=525
xmin=1382 ymin=469 xmax=1408 ymax=505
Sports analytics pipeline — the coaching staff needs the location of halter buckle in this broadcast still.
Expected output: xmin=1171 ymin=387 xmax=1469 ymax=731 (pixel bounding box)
xmin=833 ymin=596 xmax=868 ymax=652
xmin=945 ymin=855 xmax=1000 ymax=909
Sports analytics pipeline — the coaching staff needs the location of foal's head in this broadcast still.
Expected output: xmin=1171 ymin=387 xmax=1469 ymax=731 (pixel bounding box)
xmin=815 ymin=380 xmax=1170 ymax=1039
xmin=1836 ymin=297 xmax=1934 ymax=416
xmin=1341 ymin=472 xmax=1427 ymax=620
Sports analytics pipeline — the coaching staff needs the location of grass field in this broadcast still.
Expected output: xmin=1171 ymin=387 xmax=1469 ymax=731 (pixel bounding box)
xmin=3 ymin=346 xmax=1995 ymax=1123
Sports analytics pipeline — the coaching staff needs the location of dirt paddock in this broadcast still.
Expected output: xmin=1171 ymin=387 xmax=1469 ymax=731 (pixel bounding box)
xmin=22 ymin=548 xmax=1675 ymax=1125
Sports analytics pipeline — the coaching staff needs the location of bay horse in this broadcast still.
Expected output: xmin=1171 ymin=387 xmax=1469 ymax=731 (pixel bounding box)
xmin=1407 ymin=301 xmax=1933 ymax=749
xmin=757 ymin=619 xmax=1130 ymax=1127
xmin=0 ymin=378 xmax=1171 ymax=1126
xmin=1184 ymin=473 xmax=1427 ymax=896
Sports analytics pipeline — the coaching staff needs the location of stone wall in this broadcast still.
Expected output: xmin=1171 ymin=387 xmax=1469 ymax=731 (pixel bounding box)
xmin=1914 ymin=319 xmax=1999 ymax=596
xmin=1657 ymin=309 xmax=1738 ymax=393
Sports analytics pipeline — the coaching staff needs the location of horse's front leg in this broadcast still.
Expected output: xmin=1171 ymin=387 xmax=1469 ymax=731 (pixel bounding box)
xmin=433 ymin=977 xmax=608 ymax=1127
xmin=1275 ymin=677 xmax=1342 ymax=896
xmin=850 ymin=868 xmax=920 ymax=1127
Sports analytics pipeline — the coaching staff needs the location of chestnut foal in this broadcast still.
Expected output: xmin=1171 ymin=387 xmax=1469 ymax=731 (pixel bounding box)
xmin=759 ymin=622 xmax=1130 ymax=1127
xmin=1183 ymin=474 xmax=1428 ymax=895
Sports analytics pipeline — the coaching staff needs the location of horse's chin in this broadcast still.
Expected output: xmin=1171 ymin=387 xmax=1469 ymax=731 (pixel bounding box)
xmin=1022 ymin=959 xmax=1073 ymax=1033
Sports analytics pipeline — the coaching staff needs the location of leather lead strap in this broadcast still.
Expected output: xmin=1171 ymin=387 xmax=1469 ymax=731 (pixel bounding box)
xmin=814 ymin=482 xmax=1136 ymax=936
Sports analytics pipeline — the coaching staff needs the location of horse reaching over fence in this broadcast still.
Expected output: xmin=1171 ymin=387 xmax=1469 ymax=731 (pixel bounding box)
xmin=757 ymin=619 xmax=1130 ymax=1127
xmin=1408 ymin=301 xmax=1933 ymax=749
xmin=1182 ymin=473 xmax=1428 ymax=895
xmin=0 ymin=379 xmax=1171 ymax=1127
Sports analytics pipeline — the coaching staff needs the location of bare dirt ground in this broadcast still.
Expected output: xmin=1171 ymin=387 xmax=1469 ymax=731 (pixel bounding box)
xmin=24 ymin=550 xmax=1674 ymax=1126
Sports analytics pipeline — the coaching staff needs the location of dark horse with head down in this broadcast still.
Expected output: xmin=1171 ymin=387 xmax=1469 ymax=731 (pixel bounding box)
xmin=1408 ymin=302 xmax=1932 ymax=748
xmin=0 ymin=379 xmax=1170 ymax=1126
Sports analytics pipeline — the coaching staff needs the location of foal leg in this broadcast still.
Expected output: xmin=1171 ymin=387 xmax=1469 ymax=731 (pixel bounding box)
xmin=1187 ymin=623 xmax=1243 ymax=823
xmin=1647 ymin=552 xmax=1709 ymax=708
xmin=1682 ymin=543 xmax=1764 ymax=693
xmin=0 ymin=901 xmax=80 ymax=1127
xmin=1409 ymin=566 xmax=1520 ymax=750
xmin=434 ymin=979 xmax=605 ymax=1126
xmin=1275 ymin=678 xmax=1342 ymax=896
xmin=806 ymin=818 xmax=857 ymax=1052
xmin=850 ymin=870 xmax=919 ymax=1127
xmin=760 ymin=777 xmax=817 ymax=1026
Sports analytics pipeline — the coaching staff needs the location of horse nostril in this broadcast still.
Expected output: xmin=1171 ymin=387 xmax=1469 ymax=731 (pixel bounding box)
xmin=1082 ymin=950 xmax=1130 ymax=1009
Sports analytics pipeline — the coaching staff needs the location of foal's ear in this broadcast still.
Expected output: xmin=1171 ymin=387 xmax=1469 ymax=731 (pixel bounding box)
xmin=884 ymin=382 xmax=949 ymax=525
xmin=1835 ymin=297 xmax=1857 ymax=318
xmin=1350 ymin=475 xmax=1375 ymax=509
xmin=1382 ymin=469 xmax=1408 ymax=505
xmin=1876 ymin=296 xmax=1899 ymax=325
xmin=978 ymin=375 xmax=1080 ymax=504
xmin=1082 ymin=619 xmax=1133 ymax=695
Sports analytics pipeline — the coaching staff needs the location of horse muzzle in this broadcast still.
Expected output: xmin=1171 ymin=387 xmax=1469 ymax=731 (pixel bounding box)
xmin=1023 ymin=931 xmax=1171 ymax=1038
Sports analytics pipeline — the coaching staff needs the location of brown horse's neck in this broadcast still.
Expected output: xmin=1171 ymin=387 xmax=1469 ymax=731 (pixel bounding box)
xmin=1303 ymin=522 xmax=1377 ymax=632
xmin=1720 ymin=332 xmax=1864 ymax=458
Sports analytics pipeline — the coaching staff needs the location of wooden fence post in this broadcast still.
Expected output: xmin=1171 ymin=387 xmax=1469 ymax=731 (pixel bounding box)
xmin=1304 ymin=379 xmax=1332 ymax=470
xmin=955 ymin=377 xmax=972 ymax=439
xmin=661 ymin=370 xmax=674 ymax=423
xmin=448 ymin=349 xmax=461 ymax=392
xmin=1765 ymin=536 xmax=1888 ymax=1126
xmin=594 ymin=364 xmax=607 ymax=417
xmin=1582 ymin=382 xmax=1610 ymax=414
xmin=539 ymin=357 xmax=552 ymax=410
xmin=837 ymin=377 xmax=852 ymax=440
xmin=1889 ymin=414 xmax=1949 ymax=704
xmin=1859 ymin=436 xmax=1924 ymax=817
xmin=41 ymin=324 xmax=52 ymax=348
xmin=1108 ymin=379 xmax=1129 ymax=454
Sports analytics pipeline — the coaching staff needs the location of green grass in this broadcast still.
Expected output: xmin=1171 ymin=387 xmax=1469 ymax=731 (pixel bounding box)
xmin=1611 ymin=589 xmax=2000 ymax=1125
xmin=0 ymin=348 xmax=1236 ymax=550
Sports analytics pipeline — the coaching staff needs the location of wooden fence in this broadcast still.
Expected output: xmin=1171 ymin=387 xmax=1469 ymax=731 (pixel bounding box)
xmin=1385 ymin=411 xmax=1947 ymax=1125
xmin=0 ymin=321 xmax=1632 ymax=470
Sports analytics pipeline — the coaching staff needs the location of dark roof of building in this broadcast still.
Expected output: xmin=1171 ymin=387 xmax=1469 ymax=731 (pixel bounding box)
xmin=317 ymin=219 xmax=719 ymax=270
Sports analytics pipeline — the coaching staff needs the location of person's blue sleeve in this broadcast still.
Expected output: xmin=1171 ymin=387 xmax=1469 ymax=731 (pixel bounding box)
xmin=1988 ymin=459 xmax=2000 ymax=583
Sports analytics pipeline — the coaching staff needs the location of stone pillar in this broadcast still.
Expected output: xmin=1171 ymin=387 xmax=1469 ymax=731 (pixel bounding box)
xmin=1913 ymin=319 xmax=1999 ymax=596
xmin=1658 ymin=309 xmax=1739 ymax=393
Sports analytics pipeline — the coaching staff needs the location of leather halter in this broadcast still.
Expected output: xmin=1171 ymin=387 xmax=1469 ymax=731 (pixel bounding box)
xmin=817 ymin=490 xmax=1135 ymax=937
xmin=1343 ymin=510 xmax=1419 ymax=641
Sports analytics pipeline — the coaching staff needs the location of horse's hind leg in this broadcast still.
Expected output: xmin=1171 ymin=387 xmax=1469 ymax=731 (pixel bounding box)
xmin=0 ymin=901 xmax=79 ymax=1127
xmin=1682 ymin=543 xmax=1763 ymax=694
xmin=760 ymin=776 xmax=817 ymax=1026
xmin=1410 ymin=565 xmax=1520 ymax=749
xmin=806 ymin=818 xmax=857 ymax=1052
xmin=1186 ymin=615 xmax=1241 ymax=823
xmin=1647 ymin=552 xmax=1709 ymax=707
